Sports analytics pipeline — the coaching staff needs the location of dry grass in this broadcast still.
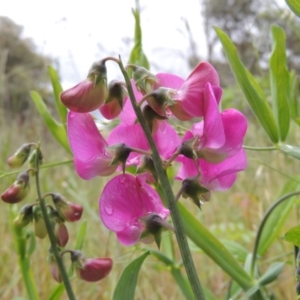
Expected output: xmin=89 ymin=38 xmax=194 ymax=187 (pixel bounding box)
xmin=0 ymin=108 xmax=300 ymax=300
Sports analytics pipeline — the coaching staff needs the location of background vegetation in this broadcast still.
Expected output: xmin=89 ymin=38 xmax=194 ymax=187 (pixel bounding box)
xmin=1 ymin=0 xmax=300 ymax=299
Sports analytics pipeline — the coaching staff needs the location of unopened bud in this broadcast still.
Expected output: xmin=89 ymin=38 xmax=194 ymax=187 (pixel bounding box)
xmin=7 ymin=143 xmax=32 ymax=168
xmin=1 ymin=171 xmax=30 ymax=204
xmin=28 ymin=148 xmax=43 ymax=175
xmin=142 ymin=105 xmax=167 ymax=134
xmin=52 ymin=193 xmax=83 ymax=222
xmin=33 ymin=205 xmax=47 ymax=239
xmin=128 ymin=65 xmax=158 ymax=95
xmin=71 ymin=250 xmax=113 ymax=282
xmin=48 ymin=249 xmax=62 ymax=283
xmin=14 ymin=204 xmax=34 ymax=228
xmin=60 ymin=60 xmax=108 ymax=113
xmin=99 ymin=80 xmax=128 ymax=120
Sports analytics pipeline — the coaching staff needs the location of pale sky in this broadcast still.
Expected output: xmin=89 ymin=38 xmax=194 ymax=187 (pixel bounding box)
xmin=1 ymin=0 xmax=206 ymax=88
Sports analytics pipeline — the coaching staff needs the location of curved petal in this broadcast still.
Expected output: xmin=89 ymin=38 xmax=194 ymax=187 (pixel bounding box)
xmin=99 ymin=98 xmax=123 ymax=120
xmin=61 ymin=80 xmax=106 ymax=113
xmin=200 ymin=148 xmax=247 ymax=190
xmin=99 ymin=174 xmax=169 ymax=245
xmin=153 ymin=121 xmax=181 ymax=159
xmin=175 ymin=155 xmax=199 ymax=181
xmin=119 ymin=80 xmax=143 ymax=124
xmin=116 ymin=226 xmax=142 ymax=246
xmin=155 ymin=73 xmax=184 ymax=89
xmin=67 ymin=112 xmax=115 ymax=179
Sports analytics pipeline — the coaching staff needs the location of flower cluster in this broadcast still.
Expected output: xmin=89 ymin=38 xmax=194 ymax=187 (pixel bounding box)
xmin=62 ymin=59 xmax=247 ymax=244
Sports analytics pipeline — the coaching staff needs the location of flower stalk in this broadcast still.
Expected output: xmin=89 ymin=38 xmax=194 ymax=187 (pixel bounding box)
xmin=117 ymin=57 xmax=206 ymax=300
xmin=33 ymin=143 xmax=76 ymax=300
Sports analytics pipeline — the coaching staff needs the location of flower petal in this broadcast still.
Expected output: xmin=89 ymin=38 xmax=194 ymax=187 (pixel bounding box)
xmin=67 ymin=112 xmax=116 ymax=179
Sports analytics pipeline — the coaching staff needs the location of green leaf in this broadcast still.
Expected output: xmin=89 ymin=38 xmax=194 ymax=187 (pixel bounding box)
xmin=258 ymin=262 xmax=285 ymax=286
xmin=178 ymin=203 xmax=254 ymax=291
xmin=74 ymin=220 xmax=87 ymax=250
xmin=269 ymin=25 xmax=290 ymax=141
xmin=113 ymin=251 xmax=150 ymax=300
xmin=128 ymin=5 xmax=150 ymax=70
xmin=48 ymin=284 xmax=65 ymax=300
xmin=215 ymin=27 xmax=279 ymax=144
xmin=30 ymin=91 xmax=71 ymax=154
xmin=279 ymin=144 xmax=300 ymax=160
xmin=289 ymin=71 xmax=300 ymax=125
xmin=241 ymin=285 xmax=260 ymax=300
xmin=285 ymin=0 xmax=300 ymax=17
xmin=221 ymin=239 xmax=248 ymax=262
xmin=282 ymin=225 xmax=300 ymax=246
xmin=48 ymin=66 xmax=67 ymax=125
xmin=258 ymin=177 xmax=300 ymax=255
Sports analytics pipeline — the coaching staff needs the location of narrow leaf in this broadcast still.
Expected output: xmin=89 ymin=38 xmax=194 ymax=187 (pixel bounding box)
xmin=269 ymin=25 xmax=290 ymax=141
xmin=289 ymin=71 xmax=300 ymax=125
xmin=285 ymin=0 xmax=300 ymax=17
xmin=48 ymin=284 xmax=65 ymax=300
xmin=215 ymin=27 xmax=279 ymax=144
xmin=74 ymin=220 xmax=87 ymax=250
xmin=258 ymin=262 xmax=285 ymax=286
xmin=178 ymin=203 xmax=253 ymax=291
xmin=113 ymin=252 xmax=150 ymax=300
xmin=258 ymin=177 xmax=300 ymax=255
xmin=48 ymin=66 xmax=68 ymax=125
xmin=282 ymin=225 xmax=300 ymax=247
xmin=241 ymin=285 xmax=260 ymax=300
xmin=30 ymin=91 xmax=71 ymax=154
xmin=128 ymin=6 xmax=150 ymax=70
xmin=221 ymin=239 xmax=248 ymax=262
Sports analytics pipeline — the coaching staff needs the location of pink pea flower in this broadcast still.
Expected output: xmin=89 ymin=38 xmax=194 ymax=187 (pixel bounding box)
xmin=175 ymin=82 xmax=247 ymax=191
xmin=60 ymin=61 xmax=108 ymax=113
xmin=67 ymin=111 xmax=118 ymax=179
xmin=99 ymin=174 xmax=170 ymax=246
xmin=175 ymin=61 xmax=221 ymax=118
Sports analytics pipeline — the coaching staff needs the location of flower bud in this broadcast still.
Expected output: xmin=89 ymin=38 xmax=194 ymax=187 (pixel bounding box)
xmin=142 ymin=104 xmax=167 ymax=133
xmin=33 ymin=205 xmax=47 ymax=239
xmin=28 ymin=148 xmax=43 ymax=175
xmin=143 ymin=87 xmax=176 ymax=118
xmin=1 ymin=171 xmax=30 ymax=204
xmin=71 ymin=250 xmax=113 ymax=282
xmin=14 ymin=204 xmax=34 ymax=228
xmin=52 ymin=193 xmax=83 ymax=222
xmin=7 ymin=143 xmax=32 ymax=168
xmin=99 ymin=80 xmax=128 ymax=120
xmin=60 ymin=60 xmax=108 ymax=113
xmin=128 ymin=65 xmax=158 ymax=95
xmin=48 ymin=250 xmax=62 ymax=283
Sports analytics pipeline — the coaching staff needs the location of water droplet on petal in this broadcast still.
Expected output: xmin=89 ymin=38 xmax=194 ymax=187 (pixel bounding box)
xmin=104 ymin=204 xmax=113 ymax=215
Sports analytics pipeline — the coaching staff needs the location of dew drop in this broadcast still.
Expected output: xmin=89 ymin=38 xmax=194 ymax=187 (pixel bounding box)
xmin=104 ymin=204 xmax=113 ymax=215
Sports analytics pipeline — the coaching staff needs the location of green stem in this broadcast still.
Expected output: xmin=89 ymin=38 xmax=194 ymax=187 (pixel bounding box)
xmin=34 ymin=144 xmax=76 ymax=300
xmin=117 ymin=57 xmax=206 ymax=300
xmin=0 ymin=159 xmax=73 ymax=179
xmin=243 ymin=145 xmax=277 ymax=151
xmin=250 ymin=190 xmax=300 ymax=277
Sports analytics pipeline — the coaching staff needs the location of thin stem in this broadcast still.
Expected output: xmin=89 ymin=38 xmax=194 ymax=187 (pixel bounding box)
xmin=0 ymin=159 xmax=73 ymax=179
xmin=34 ymin=144 xmax=76 ymax=300
xmin=243 ymin=145 xmax=277 ymax=151
xmin=118 ymin=57 xmax=206 ymax=300
xmin=250 ymin=191 xmax=300 ymax=277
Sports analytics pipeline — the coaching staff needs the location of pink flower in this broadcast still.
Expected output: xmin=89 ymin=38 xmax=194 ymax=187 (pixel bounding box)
xmin=99 ymin=174 xmax=169 ymax=246
xmin=60 ymin=61 xmax=108 ymax=113
xmin=175 ymin=61 xmax=221 ymax=118
xmin=75 ymin=257 xmax=113 ymax=282
xmin=70 ymin=250 xmax=113 ymax=282
xmin=67 ymin=111 xmax=117 ymax=179
xmin=175 ymin=83 xmax=247 ymax=191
